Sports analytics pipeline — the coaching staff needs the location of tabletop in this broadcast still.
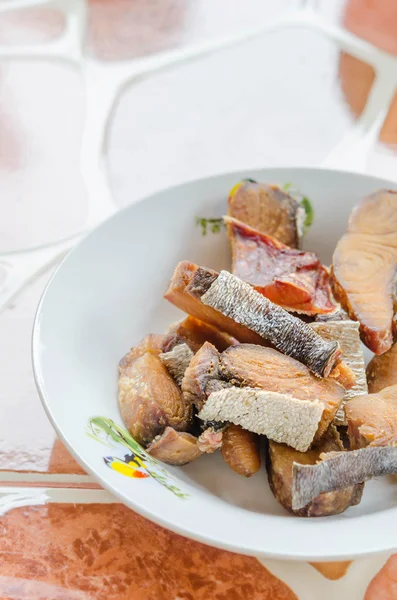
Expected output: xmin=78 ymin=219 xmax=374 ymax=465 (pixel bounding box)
xmin=1 ymin=1 xmax=397 ymax=599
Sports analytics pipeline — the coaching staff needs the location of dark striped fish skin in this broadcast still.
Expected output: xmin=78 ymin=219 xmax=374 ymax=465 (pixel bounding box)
xmin=292 ymin=446 xmax=397 ymax=511
xmin=199 ymin=269 xmax=341 ymax=378
xmin=268 ymin=429 xmax=364 ymax=517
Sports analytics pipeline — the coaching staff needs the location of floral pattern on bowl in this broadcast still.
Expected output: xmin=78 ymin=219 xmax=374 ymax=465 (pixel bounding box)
xmin=87 ymin=417 xmax=189 ymax=498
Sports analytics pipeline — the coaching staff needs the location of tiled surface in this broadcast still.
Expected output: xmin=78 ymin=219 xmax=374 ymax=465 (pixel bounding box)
xmin=0 ymin=7 xmax=65 ymax=45
xmin=0 ymin=61 xmax=86 ymax=253
xmin=107 ymin=30 xmax=355 ymax=207
xmin=86 ymin=0 xmax=296 ymax=61
xmin=0 ymin=0 xmax=396 ymax=598
xmin=0 ymin=504 xmax=297 ymax=600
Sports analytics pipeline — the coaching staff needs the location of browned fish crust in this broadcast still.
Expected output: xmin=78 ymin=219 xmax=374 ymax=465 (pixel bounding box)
xmin=367 ymin=343 xmax=397 ymax=393
xmin=267 ymin=432 xmax=364 ymax=517
xmin=332 ymin=189 xmax=397 ymax=355
xmin=221 ymin=424 xmax=261 ymax=477
xmin=227 ymin=181 xmax=304 ymax=248
xmin=181 ymin=342 xmax=221 ymax=411
xmin=219 ymin=344 xmax=344 ymax=441
xmin=168 ymin=316 xmax=240 ymax=352
xmin=166 ymin=262 xmax=342 ymax=378
xmin=147 ymin=427 xmax=202 ymax=465
xmin=119 ymin=334 xmax=167 ymax=374
xmin=345 ymin=384 xmax=397 ymax=449
xmin=118 ymin=352 xmax=192 ymax=447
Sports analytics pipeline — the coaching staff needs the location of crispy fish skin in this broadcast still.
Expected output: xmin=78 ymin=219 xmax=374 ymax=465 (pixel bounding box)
xmin=267 ymin=434 xmax=364 ymax=517
xmin=198 ymin=386 xmax=324 ymax=452
xmin=367 ymin=343 xmax=397 ymax=393
xmin=292 ymin=446 xmax=397 ymax=511
xmin=226 ymin=216 xmax=335 ymax=315
xmin=200 ymin=269 xmax=341 ymax=378
xmin=219 ymin=344 xmax=344 ymax=440
xmin=166 ymin=263 xmax=348 ymax=380
xmin=181 ymin=342 xmax=221 ymax=410
xmin=168 ymin=316 xmax=239 ymax=352
xmin=345 ymin=384 xmax=397 ymax=449
xmin=118 ymin=352 xmax=191 ymax=447
xmin=160 ymin=343 xmax=194 ymax=386
xmin=164 ymin=262 xmax=265 ymax=346
xmin=310 ymin=321 xmax=367 ymax=424
xmin=332 ymin=189 xmax=397 ymax=355
xmin=147 ymin=427 xmax=202 ymax=465
xmin=227 ymin=181 xmax=304 ymax=248
xmin=221 ymin=424 xmax=261 ymax=477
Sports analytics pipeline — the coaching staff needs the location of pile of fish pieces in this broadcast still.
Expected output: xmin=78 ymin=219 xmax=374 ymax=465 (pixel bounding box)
xmin=118 ymin=182 xmax=397 ymax=517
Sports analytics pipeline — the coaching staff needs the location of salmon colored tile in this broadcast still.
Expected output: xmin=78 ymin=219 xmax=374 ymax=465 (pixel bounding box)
xmin=365 ymin=555 xmax=397 ymax=599
xmin=0 ymin=269 xmax=85 ymax=475
xmin=310 ymin=561 xmax=352 ymax=580
xmin=0 ymin=503 xmax=296 ymax=600
xmin=0 ymin=61 xmax=87 ymax=253
xmin=47 ymin=439 xmax=86 ymax=476
xmin=0 ymin=7 xmax=65 ymax=45
xmin=86 ymin=0 xmax=295 ymax=61
xmin=339 ymin=0 xmax=397 ymax=146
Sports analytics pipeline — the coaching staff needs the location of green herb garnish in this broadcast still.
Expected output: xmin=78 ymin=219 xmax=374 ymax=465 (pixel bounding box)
xmin=300 ymin=196 xmax=314 ymax=230
xmin=195 ymin=217 xmax=225 ymax=236
xmin=282 ymin=183 xmax=314 ymax=235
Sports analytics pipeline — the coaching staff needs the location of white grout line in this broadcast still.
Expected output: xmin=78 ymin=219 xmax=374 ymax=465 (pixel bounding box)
xmin=0 ymin=487 xmax=116 ymax=515
xmin=0 ymin=472 xmax=97 ymax=484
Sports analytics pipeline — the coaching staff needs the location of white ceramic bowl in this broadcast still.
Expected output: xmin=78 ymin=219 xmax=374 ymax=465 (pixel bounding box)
xmin=33 ymin=167 xmax=397 ymax=561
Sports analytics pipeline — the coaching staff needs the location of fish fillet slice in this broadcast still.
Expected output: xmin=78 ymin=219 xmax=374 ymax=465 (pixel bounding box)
xmin=226 ymin=216 xmax=335 ymax=315
xmin=332 ymin=189 xmax=397 ymax=354
xmin=160 ymin=343 xmax=194 ymax=386
xmin=147 ymin=427 xmax=202 ymax=465
xmin=227 ymin=180 xmax=304 ymax=248
xmin=168 ymin=316 xmax=239 ymax=352
xmin=267 ymin=430 xmax=364 ymax=517
xmin=310 ymin=321 xmax=367 ymax=425
xmin=366 ymin=342 xmax=397 ymax=393
xmin=198 ymin=387 xmax=324 ymax=452
xmin=345 ymin=384 xmax=397 ymax=449
xmin=219 ymin=344 xmax=344 ymax=440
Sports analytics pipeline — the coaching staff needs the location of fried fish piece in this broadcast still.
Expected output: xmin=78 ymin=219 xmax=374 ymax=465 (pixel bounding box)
xmin=160 ymin=343 xmax=194 ymax=386
xmin=227 ymin=180 xmax=305 ymax=248
xmin=168 ymin=316 xmax=239 ymax=352
xmin=221 ymin=424 xmax=261 ymax=477
xmin=147 ymin=427 xmax=202 ymax=465
xmin=198 ymin=386 xmax=324 ymax=452
xmin=366 ymin=342 xmax=397 ymax=393
xmin=165 ymin=262 xmax=342 ymax=378
xmin=219 ymin=344 xmax=345 ymax=440
xmin=332 ymin=189 xmax=397 ymax=354
xmin=118 ymin=352 xmax=191 ymax=447
xmin=181 ymin=342 xmax=221 ymax=410
xmin=267 ymin=429 xmax=364 ymax=516
xmin=226 ymin=216 xmax=335 ymax=315
xmin=310 ymin=320 xmax=367 ymax=424
xmin=345 ymin=384 xmax=397 ymax=449
xmin=119 ymin=334 xmax=167 ymax=373
xmin=292 ymin=446 xmax=397 ymax=511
